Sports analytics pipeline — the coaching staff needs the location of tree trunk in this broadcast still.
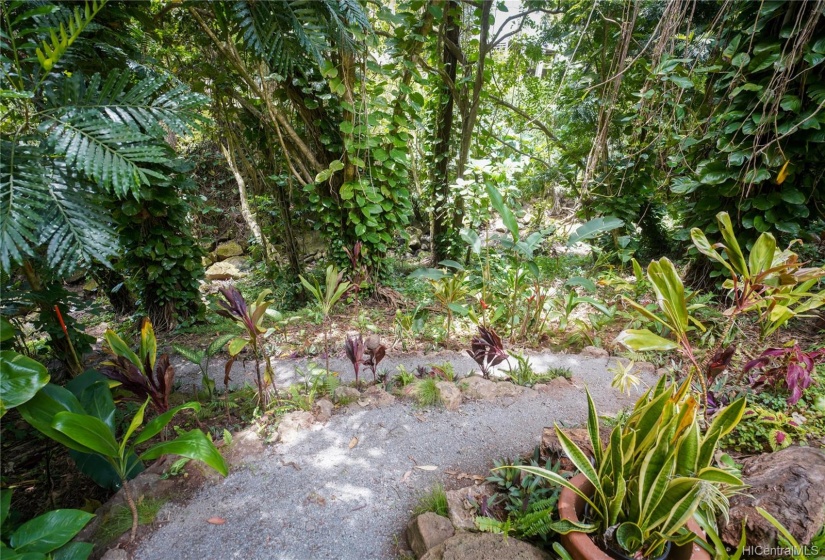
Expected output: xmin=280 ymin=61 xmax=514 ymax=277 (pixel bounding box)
xmin=431 ymin=0 xmax=460 ymax=265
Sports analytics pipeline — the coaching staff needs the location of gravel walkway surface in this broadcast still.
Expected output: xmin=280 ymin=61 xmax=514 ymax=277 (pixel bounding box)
xmin=137 ymin=352 xmax=655 ymax=560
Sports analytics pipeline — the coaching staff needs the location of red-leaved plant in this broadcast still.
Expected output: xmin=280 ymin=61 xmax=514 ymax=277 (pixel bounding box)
xmin=467 ymin=326 xmax=507 ymax=379
xmin=744 ymin=344 xmax=824 ymax=405
xmin=345 ymin=335 xmax=365 ymax=387
xmin=100 ymin=319 xmax=174 ymax=413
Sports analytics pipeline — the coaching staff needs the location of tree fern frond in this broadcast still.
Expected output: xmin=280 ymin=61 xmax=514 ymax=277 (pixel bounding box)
xmin=0 ymin=139 xmax=50 ymax=271
xmin=336 ymin=0 xmax=371 ymax=32
xmin=37 ymin=164 xmax=118 ymax=275
xmin=42 ymin=110 xmax=171 ymax=197
xmin=35 ymin=0 xmax=107 ymax=72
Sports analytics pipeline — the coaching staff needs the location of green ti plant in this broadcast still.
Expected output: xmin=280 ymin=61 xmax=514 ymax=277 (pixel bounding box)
xmin=17 ymin=377 xmax=227 ymax=542
xmin=616 ymin=257 xmax=711 ymax=403
xmin=502 ymin=377 xmax=746 ymax=559
xmin=217 ymin=287 xmax=278 ymax=407
xmin=1 ymin=489 xmax=95 ymax=559
xmin=299 ymin=265 xmax=351 ymax=371
xmin=691 ymin=211 xmax=825 ymax=341
xmin=431 ymin=268 xmax=469 ymax=341
xmin=99 ymin=319 xmax=175 ymax=413
xmin=173 ymin=333 xmax=236 ymax=400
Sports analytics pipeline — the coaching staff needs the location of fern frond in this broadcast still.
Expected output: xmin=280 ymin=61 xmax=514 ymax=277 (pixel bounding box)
xmin=42 ymin=110 xmax=170 ymax=197
xmin=207 ymin=333 xmax=237 ymax=356
xmin=172 ymin=344 xmax=206 ymax=365
xmin=0 ymin=139 xmax=50 ymax=271
xmin=35 ymin=0 xmax=107 ymax=72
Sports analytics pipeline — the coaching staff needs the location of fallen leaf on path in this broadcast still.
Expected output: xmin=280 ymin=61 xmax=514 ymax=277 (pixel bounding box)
xmin=207 ymin=517 xmax=226 ymax=525
xmin=349 ymin=436 xmax=359 ymax=449
xmin=415 ymin=465 xmax=438 ymax=471
xmin=400 ymin=470 xmax=412 ymax=483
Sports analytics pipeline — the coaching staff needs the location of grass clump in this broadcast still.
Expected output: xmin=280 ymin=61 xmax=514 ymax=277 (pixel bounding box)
xmin=544 ymin=366 xmax=572 ymax=380
xmin=415 ymin=378 xmax=442 ymax=407
xmin=412 ymin=483 xmax=448 ymax=517
xmin=97 ymin=497 xmax=165 ymax=542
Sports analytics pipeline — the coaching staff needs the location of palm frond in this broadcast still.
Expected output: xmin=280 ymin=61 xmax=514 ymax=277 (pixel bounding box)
xmin=37 ymin=163 xmax=118 ymax=275
xmin=42 ymin=109 xmax=170 ymax=198
xmin=35 ymin=0 xmax=107 ymax=72
xmin=0 ymin=140 xmax=50 ymax=271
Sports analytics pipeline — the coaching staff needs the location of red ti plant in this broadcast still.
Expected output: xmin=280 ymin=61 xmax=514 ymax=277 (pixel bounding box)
xmin=100 ymin=318 xmax=174 ymax=413
xmin=217 ymin=287 xmax=276 ymax=406
xmin=364 ymin=338 xmax=386 ymax=383
xmin=345 ymin=334 xmax=365 ymax=387
xmin=467 ymin=326 xmax=508 ymax=379
xmin=744 ymin=344 xmax=825 ymax=405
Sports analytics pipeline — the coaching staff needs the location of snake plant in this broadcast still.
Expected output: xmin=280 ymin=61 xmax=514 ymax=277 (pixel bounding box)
xmin=503 ymin=375 xmax=746 ymax=558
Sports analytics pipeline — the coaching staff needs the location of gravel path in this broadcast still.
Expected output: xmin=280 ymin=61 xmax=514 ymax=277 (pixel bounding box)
xmin=137 ymin=352 xmax=655 ymax=560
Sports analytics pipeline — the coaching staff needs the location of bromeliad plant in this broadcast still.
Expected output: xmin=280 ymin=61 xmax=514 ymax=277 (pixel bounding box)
xmin=217 ymin=287 xmax=277 ymax=406
xmin=467 ymin=326 xmax=508 ymax=379
xmin=505 ymin=377 xmax=746 ymax=559
xmin=99 ymin=319 xmax=174 ymax=413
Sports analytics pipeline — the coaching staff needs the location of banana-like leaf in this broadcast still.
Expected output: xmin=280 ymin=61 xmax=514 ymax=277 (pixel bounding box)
xmin=749 ymin=233 xmax=777 ymax=278
xmin=8 ymin=508 xmax=94 ymax=554
xmin=141 ymin=429 xmax=228 ymax=477
xmin=52 ymin=411 xmax=119 ymax=458
xmin=716 ymin=212 xmax=749 ymax=278
xmin=568 ymin=216 xmax=624 ymax=245
xmin=616 ymin=329 xmax=678 ymax=352
xmin=18 ymin=384 xmax=93 ymax=453
xmin=133 ymin=401 xmax=201 ymax=445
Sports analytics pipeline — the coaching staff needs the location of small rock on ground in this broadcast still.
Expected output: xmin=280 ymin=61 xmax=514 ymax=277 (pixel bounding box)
xmin=421 ymin=532 xmax=550 ymax=560
xmin=101 ymin=549 xmax=129 ymax=560
xmin=436 ymin=382 xmax=461 ymax=411
xmin=314 ymin=398 xmax=334 ymax=423
xmin=406 ymin=512 xmax=455 ymax=558
xmin=276 ymin=411 xmax=314 ymax=444
xmin=333 ymin=386 xmax=361 ymax=404
xmin=361 ymin=385 xmax=396 ymax=407
xmin=445 ymin=484 xmax=496 ymax=531
xmin=579 ymin=346 xmax=609 ymax=359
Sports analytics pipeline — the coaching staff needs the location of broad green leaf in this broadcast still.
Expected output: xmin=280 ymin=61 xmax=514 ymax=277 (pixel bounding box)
xmin=546 ymin=519 xmax=598 ymax=534
xmin=9 ymin=509 xmax=94 ymax=554
xmin=228 ymin=337 xmax=248 ymax=356
xmin=0 ymin=317 xmax=13 ymax=342
xmin=51 ymin=541 xmax=94 ymax=560
xmin=696 ymin=467 xmax=742 ymax=485
xmin=103 ymin=329 xmax=141 ymax=371
xmin=17 ymin=385 xmax=92 ymax=453
xmin=616 ymin=329 xmax=678 ymax=352
xmin=120 ymin=398 xmax=149 ymax=456
xmin=568 ymin=216 xmax=624 ymax=245
xmin=690 ymin=228 xmax=732 ymax=273
xmin=0 ymin=351 xmax=50 ymax=417
xmin=748 ymin=233 xmax=776 ymax=277
xmin=134 ymin=401 xmax=201 ymax=445
xmin=139 ymin=320 xmax=157 ymax=374
xmin=716 ymin=212 xmax=748 ymax=277
xmin=459 ymin=228 xmax=481 ymax=255
xmin=52 ymin=412 xmax=119 ymax=458
xmin=706 ymin=397 xmax=747 ymax=440
xmin=486 ymin=184 xmax=519 ymax=241
xmin=141 ymin=429 xmax=228 ymax=477
xmin=1 ymin=488 xmax=10 ymax=527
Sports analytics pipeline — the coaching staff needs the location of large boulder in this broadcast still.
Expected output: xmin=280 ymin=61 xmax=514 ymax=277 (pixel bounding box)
xmin=276 ymin=411 xmax=314 ymax=444
xmin=406 ymin=512 xmax=455 ymax=558
xmin=460 ymin=376 xmax=526 ymax=400
xmin=421 ymin=532 xmax=550 ymax=560
xmin=721 ymin=446 xmax=825 ymax=551
xmin=204 ymin=257 xmax=250 ymax=281
xmin=214 ymin=241 xmax=243 ymax=260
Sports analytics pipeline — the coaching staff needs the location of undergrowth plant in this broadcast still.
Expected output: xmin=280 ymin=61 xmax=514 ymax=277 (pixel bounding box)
xmin=412 ymin=483 xmax=448 ymax=517
xmin=173 ymin=333 xmax=236 ymax=400
xmin=299 ymin=265 xmax=351 ymax=371
xmin=414 ymin=378 xmax=441 ymax=407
